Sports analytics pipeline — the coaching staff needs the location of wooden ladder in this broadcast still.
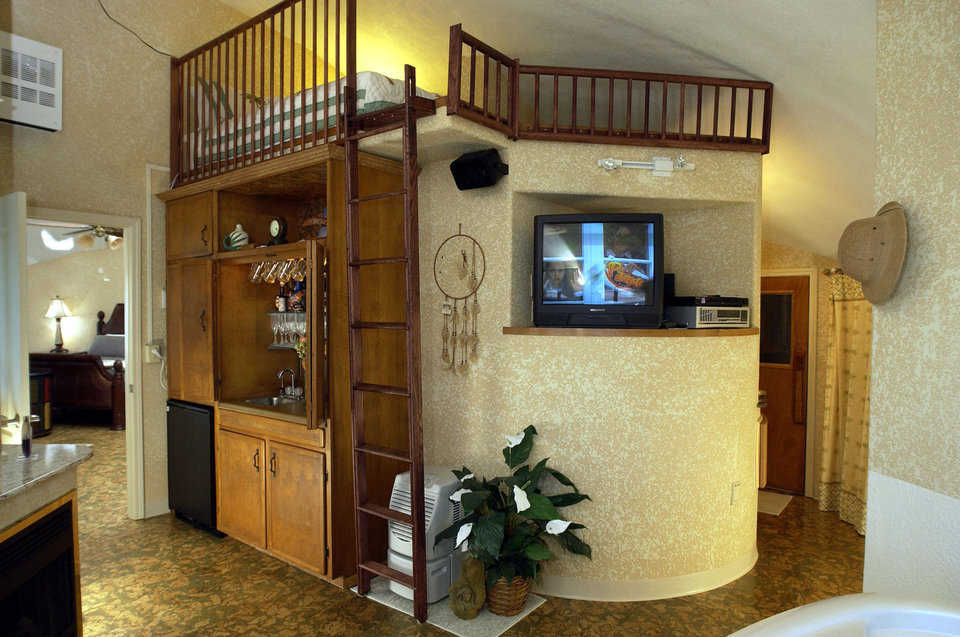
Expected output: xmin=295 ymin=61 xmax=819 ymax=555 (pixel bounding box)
xmin=343 ymin=1 xmax=434 ymax=623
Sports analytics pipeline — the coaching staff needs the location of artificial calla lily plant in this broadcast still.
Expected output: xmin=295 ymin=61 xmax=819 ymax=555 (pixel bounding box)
xmin=435 ymin=426 xmax=592 ymax=587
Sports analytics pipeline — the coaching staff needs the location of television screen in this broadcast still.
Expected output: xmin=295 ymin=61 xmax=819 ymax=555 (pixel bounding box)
xmin=541 ymin=221 xmax=656 ymax=306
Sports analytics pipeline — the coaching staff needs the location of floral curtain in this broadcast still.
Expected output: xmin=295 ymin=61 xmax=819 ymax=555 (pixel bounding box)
xmin=818 ymin=274 xmax=872 ymax=535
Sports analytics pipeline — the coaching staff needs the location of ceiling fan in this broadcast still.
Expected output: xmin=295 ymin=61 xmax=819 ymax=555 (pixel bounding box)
xmin=61 ymin=225 xmax=124 ymax=238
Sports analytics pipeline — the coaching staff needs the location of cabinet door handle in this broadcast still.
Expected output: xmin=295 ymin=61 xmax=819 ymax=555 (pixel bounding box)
xmin=200 ymin=224 xmax=208 ymax=248
xmin=269 ymin=452 xmax=277 ymax=476
xmin=200 ymin=309 xmax=207 ymax=332
xmin=252 ymin=448 xmax=260 ymax=472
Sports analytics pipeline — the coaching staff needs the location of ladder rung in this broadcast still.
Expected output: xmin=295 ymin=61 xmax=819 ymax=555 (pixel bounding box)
xmin=354 ymin=444 xmax=412 ymax=463
xmin=349 ymin=190 xmax=406 ymax=204
xmin=354 ymin=382 xmax=410 ymax=397
xmin=358 ymin=560 xmax=414 ymax=588
xmin=348 ymin=257 xmax=408 ymax=267
xmin=358 ymin=503 xmax=413 ymax=525
xmin=351 ymin=321 xmax=409 ymax=331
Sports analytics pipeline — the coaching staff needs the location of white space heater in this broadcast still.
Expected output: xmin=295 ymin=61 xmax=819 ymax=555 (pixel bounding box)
xmin=1 ymin=31 xmax=62 ymax=131
xmin=387 ymin=467 xmax=464 ymax=603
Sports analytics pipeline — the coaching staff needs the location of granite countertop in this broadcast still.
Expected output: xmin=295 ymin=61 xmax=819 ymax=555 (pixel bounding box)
xmin=0 ymin=444 xmax=93 ymax=501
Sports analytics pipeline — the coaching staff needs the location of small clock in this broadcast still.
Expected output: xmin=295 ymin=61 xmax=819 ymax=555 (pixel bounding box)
xmin=268 ymin=217 xmax=287 ymax=245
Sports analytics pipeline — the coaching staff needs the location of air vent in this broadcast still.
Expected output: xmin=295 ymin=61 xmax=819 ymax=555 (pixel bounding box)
xmin=0 ymin=31 xmax=62 ymax=131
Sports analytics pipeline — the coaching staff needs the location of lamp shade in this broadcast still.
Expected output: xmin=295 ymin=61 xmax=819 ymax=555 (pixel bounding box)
xmin=45 ymin=296 xmax=71 ymax=319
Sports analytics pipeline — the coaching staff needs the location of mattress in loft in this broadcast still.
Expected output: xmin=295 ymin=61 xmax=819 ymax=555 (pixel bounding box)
xmin=185 ymin=71 xmax=436 ymax=166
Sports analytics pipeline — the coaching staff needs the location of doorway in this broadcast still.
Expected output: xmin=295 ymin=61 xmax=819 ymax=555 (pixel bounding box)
xmin=759 ymin=275 xmax=810 ymax=495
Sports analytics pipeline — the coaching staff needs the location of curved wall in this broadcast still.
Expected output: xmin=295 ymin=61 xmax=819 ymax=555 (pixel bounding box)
xmin=414 ymin=124 xmax=762 ymax=599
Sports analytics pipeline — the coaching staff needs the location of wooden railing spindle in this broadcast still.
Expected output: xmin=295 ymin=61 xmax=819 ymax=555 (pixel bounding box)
xmin=712 ymin=84 xmax=719 ymax=142
xmin=469 ymin=47 xmax=476 ymax=109
xmin=482 ymin=53 xmax=489 ymax=117
xmin=643 ymin=80 xmax=650 ymax=136
xmin=335 ymin=0 xmax=340 ymax=140
xmin=607 ymin=76 xmax=614 ymax=136
xmin=495 ymin=60 xmax=502 ymax=124
xmin=625 ymin=79 xmax=631 ymax=137
xmin=660 ymin=80 xmax=667 ymax=139
xmin=270 ymin=15 xmax=275 ymax=157
xmin=746 ymin=88 xmax=754 ymax=140
xmin=534 ymin=73 xmax=540 ymax=132
xmin=678 ymin=82 xmax=684 ymax=140
xmin=191 ymin=56 xmax=198 ymax=180
xmin=589 ymin=77 xmax=595 ymax=135
xmin=312 ymin=0 xmax=317 ymax=146
xmin=695 ymin=84 xmax=702 ymax=140
xmin=571 ymin=75 xmax=577 ymax=134
xmin=301 ymin=0 xmax=306 ymax=150
xmin=553 ymin=73 xmax=559 ymax=133
xmin=233 ymin=36 xmax=239 ymax=169
xmin=729 ymin=85 xmax=737 ymax=140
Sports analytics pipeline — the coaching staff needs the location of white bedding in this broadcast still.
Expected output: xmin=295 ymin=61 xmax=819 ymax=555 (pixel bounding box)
xmin=183 ymin=71 xmax=436 ymax=170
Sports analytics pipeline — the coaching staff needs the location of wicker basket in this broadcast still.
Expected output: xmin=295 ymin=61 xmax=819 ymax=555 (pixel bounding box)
xmin=486 ymin=576 xmax=531 ymax=616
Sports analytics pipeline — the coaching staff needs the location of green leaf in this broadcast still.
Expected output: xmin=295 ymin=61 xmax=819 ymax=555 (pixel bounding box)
xmin=503 ymin=425 xmax=538 ymax=469
xmin=500 ymin=562 xmax=516 ymax=580
xmin=433 ymin=512 xmax=478 ymax=548
xmin=451 ymin=466 xmax=473 ymax=480
xmin=461 ymin=490 xmax=490 ymax=516
xmin=471 ymin=512 xmax=506 ymax=564
xmin=527 ymin=457 xmax=550 ymax=488
xmin=522 ymin=492 xmax=559 ymax=520
xmin=502 ymin=532 xmax=529 ymax=554
xmin=558 ymin=530 xmax=592 ymax=559
xmin=548 ymin=492 xmax=592 ymax=508
xmin=546 ymin=467 xmax=580 ymax=493
xmin=523 ymin=540 xmax=555 ymax=562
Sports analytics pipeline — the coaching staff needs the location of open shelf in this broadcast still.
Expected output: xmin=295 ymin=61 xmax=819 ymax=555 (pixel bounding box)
xmin=215 ymin=240 xmax=315 ymax=263
xmin=502 ymin=326 xmax=759 ymax=337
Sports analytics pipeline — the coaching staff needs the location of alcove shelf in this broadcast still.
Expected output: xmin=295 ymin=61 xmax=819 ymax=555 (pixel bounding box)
xmin=501 ymin=326 xmax=759 ymax=337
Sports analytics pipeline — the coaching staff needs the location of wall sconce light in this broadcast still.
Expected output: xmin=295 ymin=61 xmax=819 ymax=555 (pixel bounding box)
xmin=45 ymin=296 xmax=71 ymax=353
xmin=597 ymin=155 xmax=695 ymax=177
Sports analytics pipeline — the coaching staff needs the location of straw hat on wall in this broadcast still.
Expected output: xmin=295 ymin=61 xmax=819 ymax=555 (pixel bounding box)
xmin=837 ymin=201 xmax=908 ymax=304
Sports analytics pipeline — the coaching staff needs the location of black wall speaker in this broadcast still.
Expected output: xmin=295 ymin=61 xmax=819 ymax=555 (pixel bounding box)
xmin=449 ymin=149 xmax=509 ymax=190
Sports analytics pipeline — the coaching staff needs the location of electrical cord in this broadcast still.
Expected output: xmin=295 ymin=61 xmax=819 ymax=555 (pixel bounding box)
xmin=97 ymin=0 xmax=173 ymax=58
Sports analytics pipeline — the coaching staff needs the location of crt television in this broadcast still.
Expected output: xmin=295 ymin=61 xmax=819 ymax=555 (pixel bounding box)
xmin=533 ymin=213 xmax=664 ymax=327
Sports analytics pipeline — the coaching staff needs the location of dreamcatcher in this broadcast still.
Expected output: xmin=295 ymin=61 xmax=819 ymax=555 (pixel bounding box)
xmin=433 ymin=225 xmax=486 ymax=372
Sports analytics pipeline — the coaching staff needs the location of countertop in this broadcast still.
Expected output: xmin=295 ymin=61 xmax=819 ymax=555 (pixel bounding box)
xmin=217 ymin=399 xmax=308 ymax=425
xmin=0 ymin=443 xmax=93 ymax=501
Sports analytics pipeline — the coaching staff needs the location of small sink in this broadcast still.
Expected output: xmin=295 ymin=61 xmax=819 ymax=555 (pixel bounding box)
xmin=244 ymin=396 xmax=302 ymax=407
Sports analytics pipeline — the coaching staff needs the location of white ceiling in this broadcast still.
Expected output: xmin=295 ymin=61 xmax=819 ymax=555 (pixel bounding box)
xmin=219 ymin=0 xmax=877 ymax=258
xmin=27 ymin=221 xmax=110 ymax=265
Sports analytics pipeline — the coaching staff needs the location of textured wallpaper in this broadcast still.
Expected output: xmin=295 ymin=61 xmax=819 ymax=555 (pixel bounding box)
xmin=871 ymin=0 xmax=960 ymax=500
xmin=26 ymin=247 xmax=125 ymax=353
xmin=417 ymin=135 xmax=762 ymax=587
xmin=1 ymin=0 xmax=256 ymax=513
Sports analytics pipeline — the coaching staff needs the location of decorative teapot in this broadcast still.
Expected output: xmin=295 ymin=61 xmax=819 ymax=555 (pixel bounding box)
xmin=222 ymin=224 xmax=250 ymax=250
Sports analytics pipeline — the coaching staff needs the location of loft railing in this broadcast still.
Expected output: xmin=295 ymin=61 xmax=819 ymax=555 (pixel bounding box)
xmin=447 ymin=25 xmax=773 ymax=153
xmin=170 ymin=0 xmax=344 ymax=186
xmin=446 ymin=24 xmax=519 ymax=139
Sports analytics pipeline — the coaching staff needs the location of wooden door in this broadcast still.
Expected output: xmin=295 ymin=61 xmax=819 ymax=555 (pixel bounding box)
xmin=178 ymin=260 xmax=215 ymax=404
xmin=266 ymin=441 xmax=326 ymax=575
xmin=759 ymin=275 xmax=809 ymax=494
xmin=166 ymin=262 xmax=184 ymax=400
xmin=217 ymin=428 xmax=266 ymax=547
xmin=166 ymin=192 xmax=214 ymax=259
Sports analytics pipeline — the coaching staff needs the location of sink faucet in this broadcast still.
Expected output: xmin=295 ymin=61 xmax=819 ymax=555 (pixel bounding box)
xmin=277 ymin=368 xmax=296 ymax=397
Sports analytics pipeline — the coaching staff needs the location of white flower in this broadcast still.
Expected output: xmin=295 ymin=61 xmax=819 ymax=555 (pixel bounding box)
xmin=461 ymin=473 xmax=474 ymax=482
xmin=545 ymin=519 xmax=572 ymax=535
xmin=455 ymin=523 xmax=473 ymax=551
xmin=449 ymin=488 xmax=471 ymax=502
xmin=513 ymin=485 xmax=530 ymax=512
xmin=505 ymin=433 xmax=525 ymax=448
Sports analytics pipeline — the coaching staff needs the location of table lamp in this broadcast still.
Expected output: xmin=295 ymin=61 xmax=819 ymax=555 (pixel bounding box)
xmin=45 ymin=296 xmax=71 ymax=353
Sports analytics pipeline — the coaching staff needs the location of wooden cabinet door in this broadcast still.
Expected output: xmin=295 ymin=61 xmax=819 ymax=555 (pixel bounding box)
xmin=217 ymin=429 xmax=266 ymax=548
xmin=166 ymin=262 xmax=184 ymax=400
xmin=179 ymin=259 xmax=216 ymax=404
xmin=166 ymin=192 xmax=214 ymax=259
xmin=267 ymin=441 xmax=326 ymax=575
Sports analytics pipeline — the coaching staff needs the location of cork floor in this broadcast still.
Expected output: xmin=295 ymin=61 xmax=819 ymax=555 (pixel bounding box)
xmin=41 ymin=425 xmax=864 ymax=636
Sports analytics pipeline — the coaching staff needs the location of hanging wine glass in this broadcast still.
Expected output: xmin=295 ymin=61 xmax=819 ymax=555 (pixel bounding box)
xmin=264 ymin=261 xmax=281 ymax=284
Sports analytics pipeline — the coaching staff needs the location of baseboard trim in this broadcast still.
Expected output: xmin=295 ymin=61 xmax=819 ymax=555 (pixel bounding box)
xmin=534 ymin=545 xmax=758 ymax=601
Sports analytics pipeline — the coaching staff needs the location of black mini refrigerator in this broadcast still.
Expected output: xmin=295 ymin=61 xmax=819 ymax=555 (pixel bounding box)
xmin=166 ymin=399 xmax=219 ymax=534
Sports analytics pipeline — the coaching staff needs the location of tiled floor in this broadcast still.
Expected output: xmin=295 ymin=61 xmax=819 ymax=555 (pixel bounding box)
xmin=41 ymin=425 xmax=863 ymax=636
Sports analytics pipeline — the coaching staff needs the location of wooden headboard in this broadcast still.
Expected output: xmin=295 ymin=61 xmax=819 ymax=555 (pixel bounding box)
xmin=97 ymin=304 xmax=124 ymax=335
